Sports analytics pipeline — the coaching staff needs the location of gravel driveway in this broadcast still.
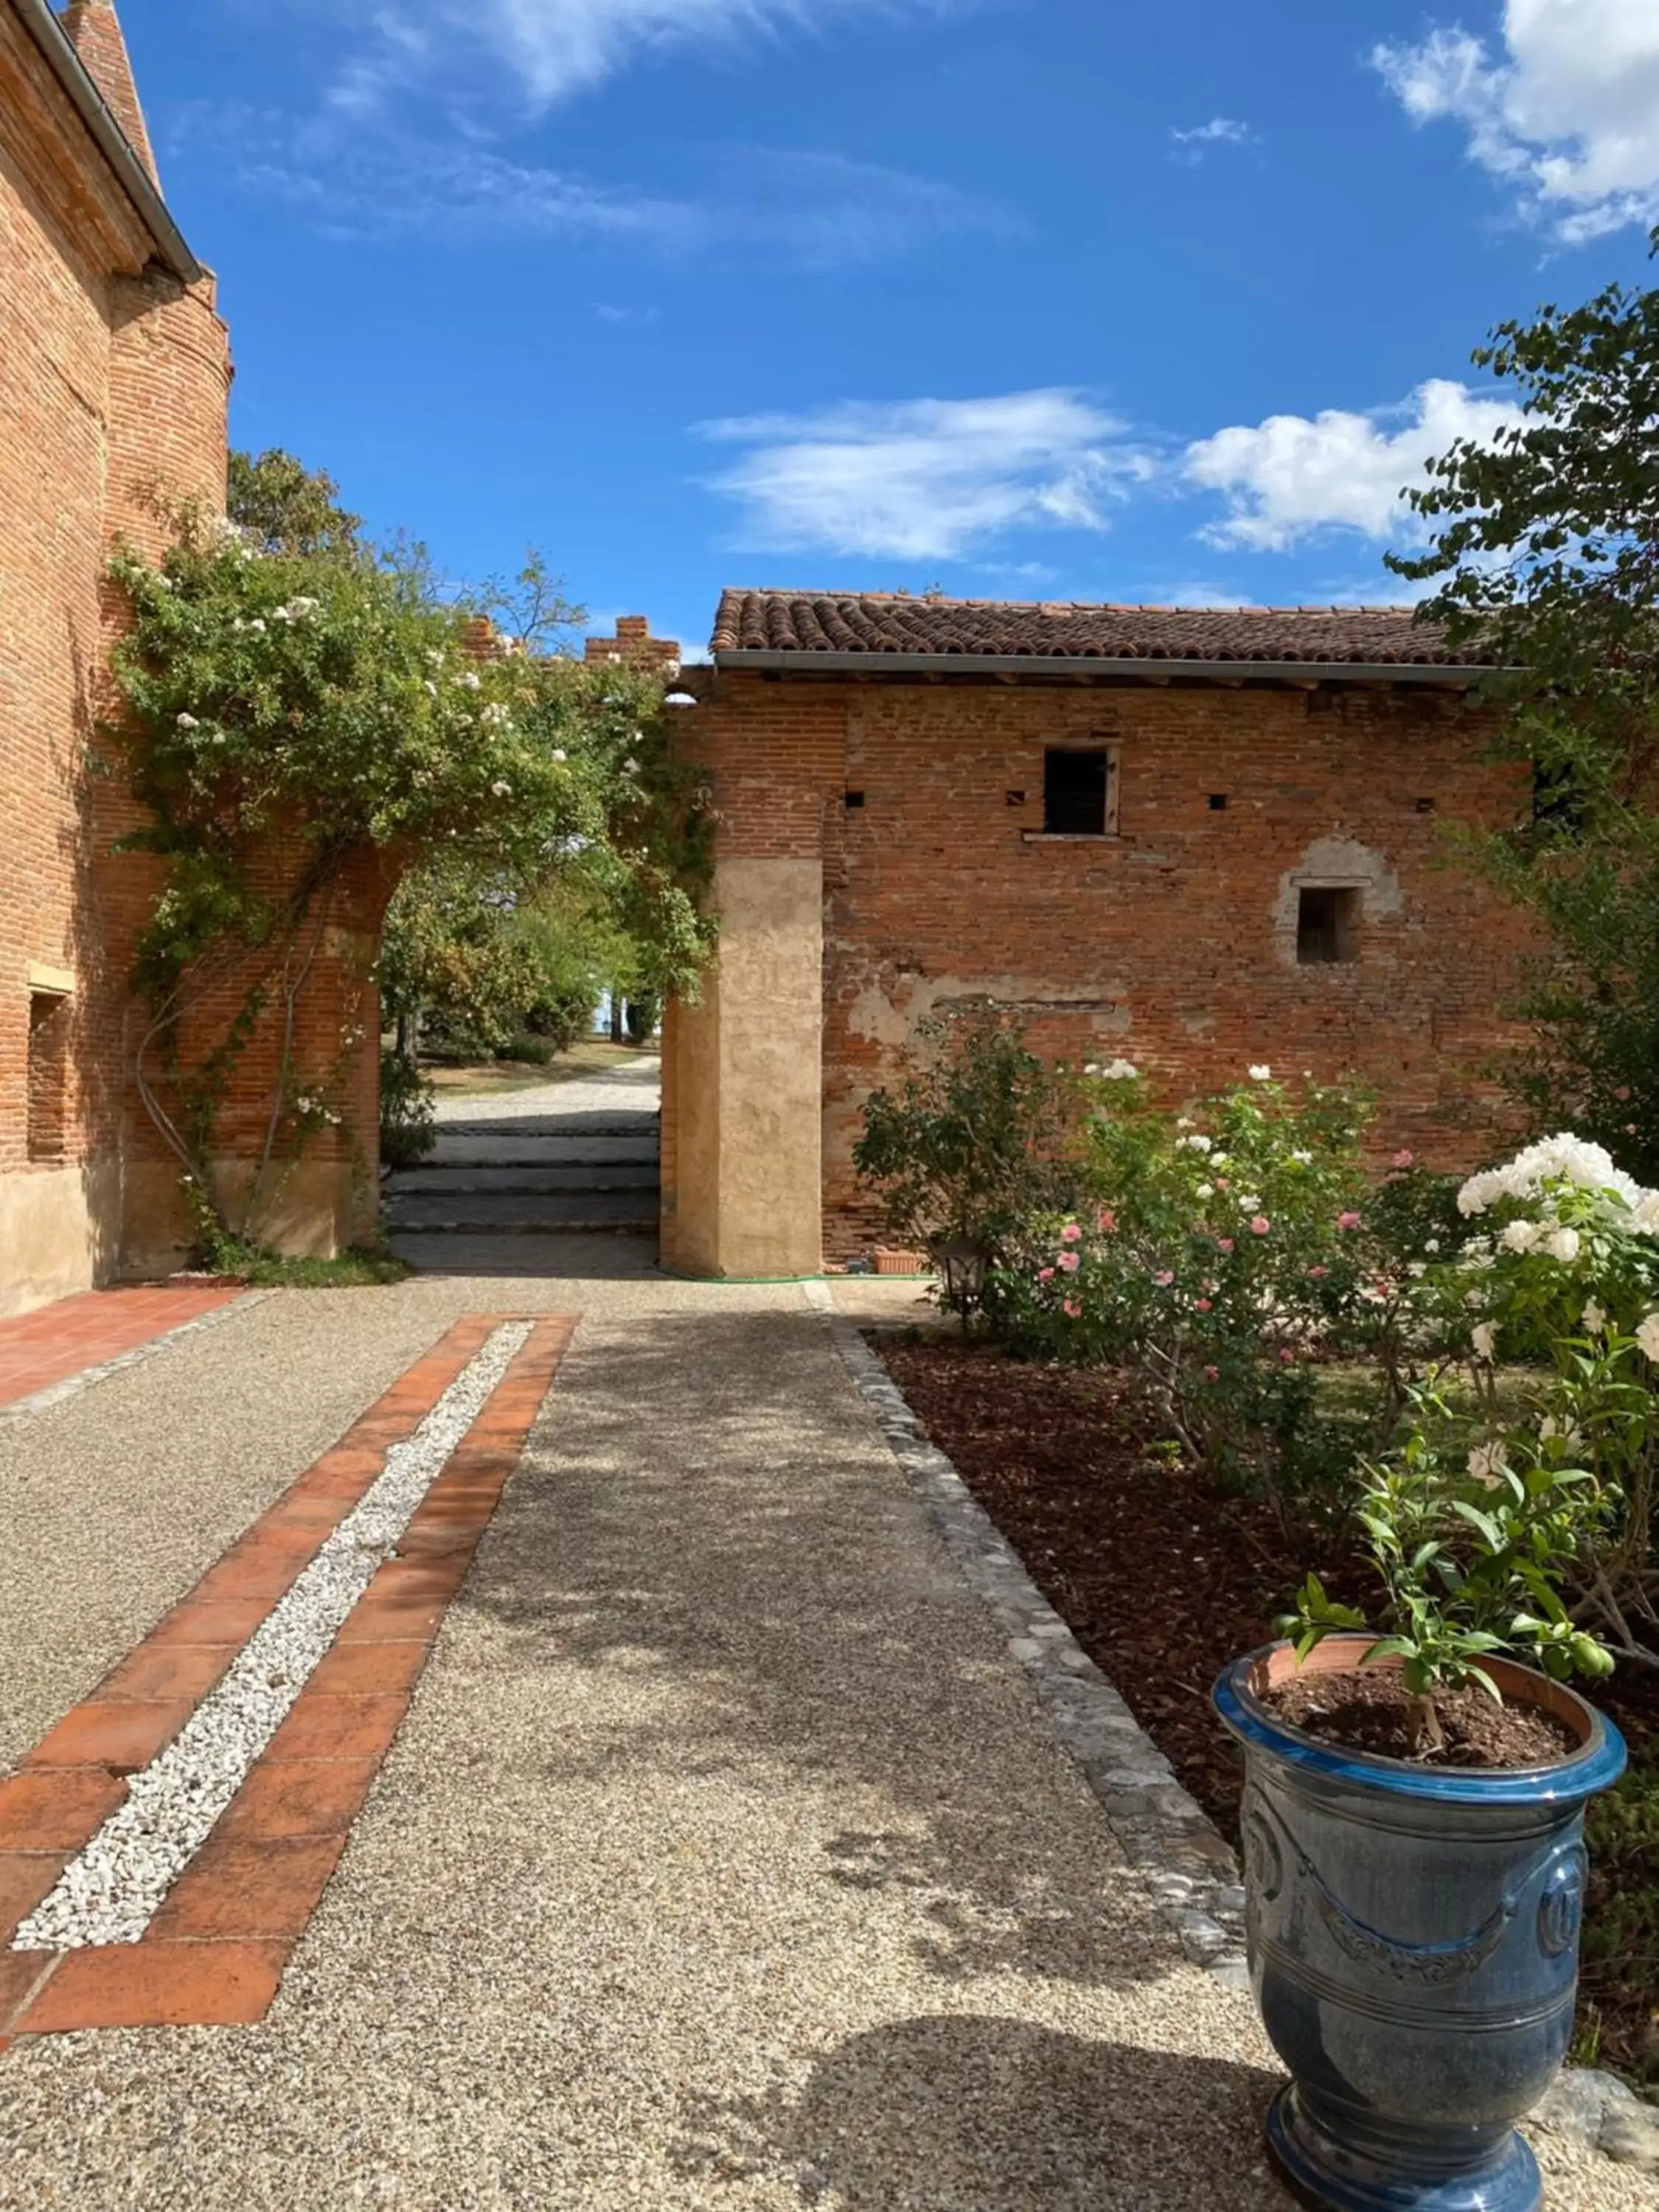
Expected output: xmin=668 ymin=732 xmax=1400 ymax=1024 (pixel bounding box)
xmin=0 ymin=1073 xmax=1650 ymax=2211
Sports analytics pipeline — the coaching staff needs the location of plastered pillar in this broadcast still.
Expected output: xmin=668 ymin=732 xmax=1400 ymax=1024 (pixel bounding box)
xmin=667 ymin=856 xmax=822 ymax=1277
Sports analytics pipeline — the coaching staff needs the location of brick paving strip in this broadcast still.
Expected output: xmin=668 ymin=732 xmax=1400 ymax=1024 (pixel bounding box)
xmin=0 ymin=1311 xmax=574 ymax=2043
xmin=0 ymin=1287 xmax=262 ymax=1417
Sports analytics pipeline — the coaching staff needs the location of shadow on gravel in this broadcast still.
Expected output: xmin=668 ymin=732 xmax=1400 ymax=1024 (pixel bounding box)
xmin=462 ymin=1308 xmax=1197 ymax=1994
xmin=669 ymin=2015 xmax=1288 ymax=2210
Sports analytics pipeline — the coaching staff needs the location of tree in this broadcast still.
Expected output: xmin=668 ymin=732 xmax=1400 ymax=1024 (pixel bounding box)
xmin=227 ymin=448 xmax=364 ymax=561
xmin=113 ymin=453 xmax=713 ymax=1252
xmin=378 ymin=652 xmax=712 ymax=1065
xmin=1390 ymin=232 xmax=1659 ymax=1180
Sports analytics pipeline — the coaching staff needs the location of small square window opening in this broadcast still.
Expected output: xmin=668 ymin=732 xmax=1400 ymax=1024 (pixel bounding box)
xmin=1208 ymin=793 xmax=1228 ymax=811
xmin=1043 ymin=748 xmax=1114 ymax=835
xmin=844 ymin=790 xmax=866 ymax=809
xmin=1297 ymin=886 xmax=1360 ymax=966
xmin=27 ymin=990 xmax=70 ymax=1162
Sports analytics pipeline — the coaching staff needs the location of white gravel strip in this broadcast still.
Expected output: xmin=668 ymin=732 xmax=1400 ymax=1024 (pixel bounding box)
xmin=13 ymin=1319 xmax=533 ymax=1951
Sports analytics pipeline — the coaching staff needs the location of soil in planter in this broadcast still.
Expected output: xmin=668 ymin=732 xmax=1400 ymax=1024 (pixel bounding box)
xmin=1265 ymin=1666 xmax=1579 ymax=1768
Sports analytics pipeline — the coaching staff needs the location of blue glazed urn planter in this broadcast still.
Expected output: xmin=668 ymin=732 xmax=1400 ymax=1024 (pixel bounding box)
xmin=1214 ymin=1635 xmax=1627 ymax=2212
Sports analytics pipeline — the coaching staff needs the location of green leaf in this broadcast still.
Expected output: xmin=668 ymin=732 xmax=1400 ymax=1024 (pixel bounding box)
xmin=1450 ymin=1500 xmax=1505 ymax=1549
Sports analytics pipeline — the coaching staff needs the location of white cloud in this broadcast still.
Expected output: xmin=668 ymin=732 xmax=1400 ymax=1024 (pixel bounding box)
xmin=1374 ymin=0 xmax=1659 ymax=239
xmin=326 ymin=0 xmax=959 ymax=116
xmin=1169 ymin=116 xmax=1256 ymax=161
xmin=170 ymin=108 xmax=1003 ymax=265
xmin=1183 ymin=379 xmax=1520 ymax=552
xmin=698 ymin=391 xmax=1155 ymax=560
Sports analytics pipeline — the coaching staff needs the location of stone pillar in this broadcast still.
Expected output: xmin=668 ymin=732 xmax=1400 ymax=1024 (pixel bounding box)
xmin=667 ymin=856 xmax=823 ymax=1278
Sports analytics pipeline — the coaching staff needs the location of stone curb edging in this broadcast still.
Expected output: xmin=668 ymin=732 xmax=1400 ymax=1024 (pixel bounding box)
xmin=801 ymin=1284 xmax=1249 ymax=1986
xmin=806 ymin=1289 xmax=1659 ymax=2172
xmin=0 ymin=1291 xmax=276 ymax=1423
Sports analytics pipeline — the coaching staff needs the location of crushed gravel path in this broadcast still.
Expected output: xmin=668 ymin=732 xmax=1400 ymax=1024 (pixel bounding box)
xmin=0 ymin=1071 xmax=1650 ymax=2210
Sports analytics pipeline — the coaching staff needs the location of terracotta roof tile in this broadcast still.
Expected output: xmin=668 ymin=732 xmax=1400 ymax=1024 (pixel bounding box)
xmin=709 ymin=590 xmax=1492 ymax=668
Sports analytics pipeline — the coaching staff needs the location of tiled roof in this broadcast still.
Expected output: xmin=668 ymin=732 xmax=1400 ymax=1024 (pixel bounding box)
xmin=710 ymin=590 xmax=1492 ymax=668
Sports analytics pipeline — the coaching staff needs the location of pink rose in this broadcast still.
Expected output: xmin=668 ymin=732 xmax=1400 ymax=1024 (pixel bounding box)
xmin=1058 ymin=1251 xmax=1080 ymax=1273
xmin=1195 ymin=1298 xmax=1212 ymax=1312
xmin=1203 ymin=1365 xmax=1220 ymax=1382
xmin=1217 ymin=1237 xmax=1234 ymax=1254
xmin=1062 ymin=1298 xmax=1082 ymax=1320
xmin=1392 ymin=1150 xmax=1414 ymax=1169
xmin=1338 ymin=1211 xmax=1363 ymax=1231
xmin=1037 ymin=1267 xmax=1055 ymax=1284
xmin=1279 ymin=1348 xmax=1296 ymax=1365
xmin=1249 ymin=1215 xmax=1270 ymax=1237
xmin=1307 ymin=1265 xmax=1329 ymax=1279
xmin=1096 ymin=1209 xmax=1118 ymax=1233
xmin=1153 ymin=1270 xmax=1175 ymax=1287
xmin=1060 ymin=1222 xmax=1082 ymax=1244
xmin=1214 ymin=1178 xmax=1230 ymax=1192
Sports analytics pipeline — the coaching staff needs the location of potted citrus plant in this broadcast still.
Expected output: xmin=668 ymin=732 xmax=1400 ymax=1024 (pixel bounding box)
xmin=1214 ymin=1135 xmax=1659 ymax=2212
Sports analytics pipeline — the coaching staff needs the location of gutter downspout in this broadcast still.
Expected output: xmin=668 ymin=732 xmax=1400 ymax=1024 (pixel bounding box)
xmin=12 ymin=0 xmax=201 ymax=281
xmin=714 ymin=649 xmax=1503 ymax=686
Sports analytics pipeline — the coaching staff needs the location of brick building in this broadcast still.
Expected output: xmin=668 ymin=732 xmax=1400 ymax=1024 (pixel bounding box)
xmin=0 ymin=1 xmax=380 ymax=1315
xmin=661 ymin=590 xmax=1528 ymax=1277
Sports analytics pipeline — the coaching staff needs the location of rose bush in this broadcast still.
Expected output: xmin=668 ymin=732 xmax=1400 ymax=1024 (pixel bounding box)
xmin=998 ymin=1064 xmax=1397 ymax=1520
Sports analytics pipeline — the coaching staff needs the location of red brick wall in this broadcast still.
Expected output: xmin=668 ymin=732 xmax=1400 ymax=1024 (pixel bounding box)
xmin=680 ymin=672 xmax=1533 ymax=1258
xmin=0 ymin=3 xmax=218 ymax=1228
xmin=0 ymin=5 xmax=386 ymax=1287
xmin=584 ymin=615 xmax=681 ymax=669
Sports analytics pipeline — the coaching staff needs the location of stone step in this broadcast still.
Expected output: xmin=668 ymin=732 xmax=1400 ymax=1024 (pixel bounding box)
xmin=426 ymin=1137 xmax=659 ymax=1168
xmin=389 ymin=1165 xmax=660 ymax=1197
xmin=432 ymin=1117 xmax=656 ymax=1138
xmin=383 ymin=1192 xmax=659 ymax=1233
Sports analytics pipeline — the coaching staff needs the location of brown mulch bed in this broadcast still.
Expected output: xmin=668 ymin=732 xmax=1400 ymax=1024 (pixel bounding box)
xmin=874 ymin=1334 xmax=1658 ymax=2094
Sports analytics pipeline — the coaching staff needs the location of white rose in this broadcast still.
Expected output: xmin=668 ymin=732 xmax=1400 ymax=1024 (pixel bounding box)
xmin=1195 ymin=1183 xmax=1214 ymax=1200
xmin=1248 ymin=1065 xmax=1272 ymax=1082
xmin=1636 ymin=1314 xmax=1659 ymax=1363
xmin=1471 ymin=1322 xmax=1497 ymax=1361
xmin=1500 ymin=1220 xmax=1541 ymax=1252
xmin=550 ymin=748 xmax=567 ymax=762
xmin=1544 ymin=1226 xmax=1581 ymax=1264
xmin=1101 ymin=1058 xmax=1139 ymax=1081
xmin=1581 ymin=1301 xmax=1606 ymax=1334
xmin=175 ymin=712 xmax=199 ymax=729
xmin=490 ymin=780 xmax=512 ymax=798
xmin=459 ymin=671 xmax=481 ymax=690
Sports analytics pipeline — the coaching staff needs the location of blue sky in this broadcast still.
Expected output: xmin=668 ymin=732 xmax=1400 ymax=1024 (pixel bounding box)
xmin=121 ymin=0 xmax=1659 ymax=656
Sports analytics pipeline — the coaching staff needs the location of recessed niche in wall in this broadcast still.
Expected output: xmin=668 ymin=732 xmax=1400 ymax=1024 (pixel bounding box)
xmin=1296 ymin=886 xmax=1360 ymax=966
